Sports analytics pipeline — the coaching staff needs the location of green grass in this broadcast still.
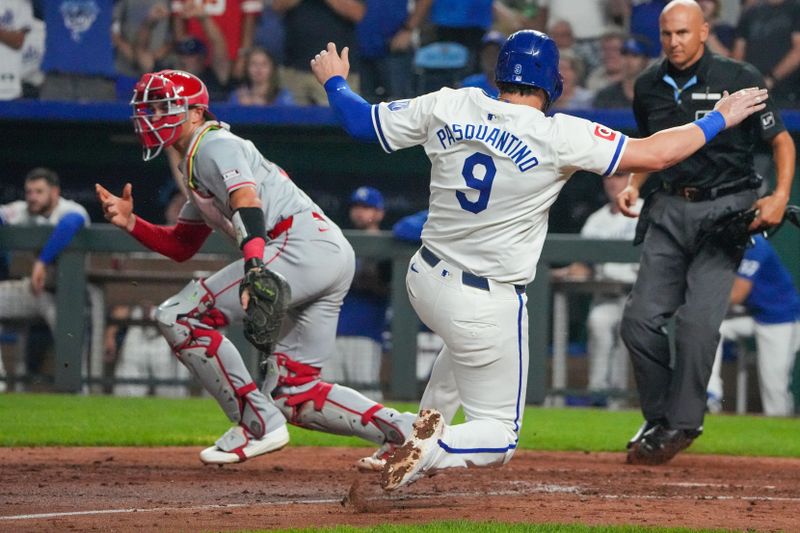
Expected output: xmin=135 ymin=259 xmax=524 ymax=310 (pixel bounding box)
xmin=1 ymin=393 xmax=798 ymax=457
xmin=252 ymin=522 xmax=728 ymax=533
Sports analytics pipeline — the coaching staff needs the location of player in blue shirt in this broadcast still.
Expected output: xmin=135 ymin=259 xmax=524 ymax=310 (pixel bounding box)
xmin=707 ymin=235 xmax=800 ymax=416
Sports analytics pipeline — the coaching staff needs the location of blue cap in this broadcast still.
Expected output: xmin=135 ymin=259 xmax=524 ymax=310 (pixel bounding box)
xmin=176 ymin=37 xmax=208 ymax=56
xmin=622 ymin=37 xmax=648 ymax=57
xmin=350 ymin=186 xmax=384 ymax=209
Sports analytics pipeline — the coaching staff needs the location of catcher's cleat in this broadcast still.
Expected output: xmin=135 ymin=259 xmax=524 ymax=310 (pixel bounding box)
xmin=356 ymin=442 xmax=397 ymax=472
xmin=626 ymin=424 xmax=702 ymax=466
xmin=381 ymin=409 xmax=444 ymax=491
xmin=200 ymin=424 xmax=290 ymax=465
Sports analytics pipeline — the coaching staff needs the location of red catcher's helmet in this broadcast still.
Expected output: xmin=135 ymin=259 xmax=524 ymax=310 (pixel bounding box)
xmin=130 ymin=70 xmax=213 ymax=161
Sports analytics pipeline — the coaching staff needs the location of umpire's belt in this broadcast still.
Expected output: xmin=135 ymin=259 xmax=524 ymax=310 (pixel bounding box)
xmin=662 ymin=176 xmax=761 ymax=202
xmin=420 ymin=246 xmax=526 ymax=295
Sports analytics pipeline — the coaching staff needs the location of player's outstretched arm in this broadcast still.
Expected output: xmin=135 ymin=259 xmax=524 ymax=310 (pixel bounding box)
xmin=618 ymin=87 xmax=768 ymax=174
xmin=96 ymin=182 xmax=211 ymax=262
xmin=310 ymin=42 xmax=378 ymax=142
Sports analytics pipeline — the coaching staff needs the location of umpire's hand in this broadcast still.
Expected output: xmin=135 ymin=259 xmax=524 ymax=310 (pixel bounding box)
xmin=310 ymin=42 xmax=350 ymax=85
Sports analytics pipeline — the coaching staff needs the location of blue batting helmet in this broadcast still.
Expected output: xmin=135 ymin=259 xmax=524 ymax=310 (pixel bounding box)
xmin=495 ymin=30 xmax=563 ymax=109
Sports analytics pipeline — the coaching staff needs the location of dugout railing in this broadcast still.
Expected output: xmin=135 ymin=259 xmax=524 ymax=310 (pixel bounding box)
xmin=0 ymin=225 xmax=641 ymax=402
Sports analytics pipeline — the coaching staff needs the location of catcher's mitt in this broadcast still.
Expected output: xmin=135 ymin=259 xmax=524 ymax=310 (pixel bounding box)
xmin=698 ymin=207 xmax=758 ymax=255
xmin=240 ymin=265 xmax=291 ymax=355
xmin=698 ymin=204 xmax=800 ymax=255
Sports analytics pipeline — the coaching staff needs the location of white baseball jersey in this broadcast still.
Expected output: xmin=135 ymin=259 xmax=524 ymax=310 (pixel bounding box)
xmin=373 ymin=87 xmax=628 ymax=285
xmin=580 ymin=200 xmax=642 ymax=284
xmin=175 ymin=121 xmax=321 ymax=242
xmin=0 ymin=0 xmax=33 ymax=100
xmin=0 ymin=197 xmax=90 ymax=227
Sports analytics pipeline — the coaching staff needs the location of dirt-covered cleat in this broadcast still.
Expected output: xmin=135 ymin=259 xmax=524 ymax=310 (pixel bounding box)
xmin=626 ymin=424 xmax=702 ymax=465
xmin=356 ymin=442 xmax=397 ymax=472
xmin=381 ymin=409 xmax=444 ymax=491
xmin=626 ymin=419 xmax=660 ymax=449
xmin=200 ymin=424 xmax=290 ymax=464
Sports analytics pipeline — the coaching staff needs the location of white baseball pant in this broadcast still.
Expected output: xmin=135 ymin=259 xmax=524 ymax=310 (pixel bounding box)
xmin=708 ymin=316 xmax=800 ymax=416
xmin=408 ymin=248 xmax=528 ymax=471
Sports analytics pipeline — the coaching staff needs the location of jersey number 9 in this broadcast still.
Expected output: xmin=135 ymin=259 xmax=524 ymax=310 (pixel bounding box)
xmin=457 ymin=152 xmax=496 ymax=214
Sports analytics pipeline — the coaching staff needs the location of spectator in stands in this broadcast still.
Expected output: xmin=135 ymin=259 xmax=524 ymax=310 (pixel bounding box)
xmin=585 ymin=27 xmax=626 ymax=93
xmin=19 ymin=10 xmax=45 ymax=98
xmin=460 ymin=31 xmax=506 ymax=98
xmin=733 ymin=0 xmax=800 ymax=108
xmin=697 ymin=0 xmax=734 ymax=57
xmin=171 ymin=0 xmax=262 ymax=82
xmin=627 ymin=0 xmax=667 ymax=58
xmin=322 ymin=186 xmax=390 ymax=401
xmin=492 ymin=0 xmax=546 ymax=34
xmin=39 ymin=0 xmax=116 ymax=102
xmin=550 ymin=49 xmax=594 ymax=111
xmin=537 ymin=0 xmax=613 ymax=71
xmin=229 ymin=47 xmax=294 ymax=106
xmin=707 ymin=235 xmax=800 ymax=416
xmin=593 ymin=36 xmax=649 ymax=109
xmin=272 ymin=0 xmax=364 ymax=106
xmin=546 ymin=19 xmax=594 ymax=82
xmin=421 ymin=0 xmax=493 ymax=76
xmin=357 ymin=0 xmax=429 ymax=103
xmin=0 ymin=0 xmax=34 ymax=100
xmin=253 ymin=2 xmax=286 ymax=64
xmin=552 ymin=169 xmax=641 ymax=409
xmin=0 ymin=168 xmax=90 ymax=389
xmin=173 ymin=36 xmax=230 ymax=101
xmin=112 ymin=1 xmax=171 ymax=81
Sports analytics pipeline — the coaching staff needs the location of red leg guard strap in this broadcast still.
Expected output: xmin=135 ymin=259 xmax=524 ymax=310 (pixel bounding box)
xmin=236 ymin=382 xmax=257 ymax=397
xmin=360 ymin=404 xmax=384 ymax=426
xmin=192 ymin=328 xmax=223 ymax=357
xmin=275 ymin=353 xmax=322 ymax=387
xmin=198 ymin=307 xmax=229 ymax=328
xmin=283 ymin=381 xmax=332 ymax=409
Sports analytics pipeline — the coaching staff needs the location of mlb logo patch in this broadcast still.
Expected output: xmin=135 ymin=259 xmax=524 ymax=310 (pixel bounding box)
xmin=388 ymin=100 xmax=410 ymax=111
xmin=222 ymin=169 xmax=241 ymax=180
xmin=761 ymin=111 xmax=775 ymax=129
xmin=593 ymin=125 xmax=617 ymax=141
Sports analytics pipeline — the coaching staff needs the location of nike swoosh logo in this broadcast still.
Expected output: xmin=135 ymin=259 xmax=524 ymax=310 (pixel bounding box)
xmin=318 ymin=227 xmax=329 ymax=232
xmin=410 ymin=262 xmax=419 ymax=273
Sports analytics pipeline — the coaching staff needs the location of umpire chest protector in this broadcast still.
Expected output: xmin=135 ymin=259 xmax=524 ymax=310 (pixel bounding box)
xmin=632 ymin=49 xmax=786 ymax=190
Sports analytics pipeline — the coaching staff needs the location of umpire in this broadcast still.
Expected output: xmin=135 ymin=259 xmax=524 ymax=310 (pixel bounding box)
xmin=616 ymin=0 xmax=795 ymax=465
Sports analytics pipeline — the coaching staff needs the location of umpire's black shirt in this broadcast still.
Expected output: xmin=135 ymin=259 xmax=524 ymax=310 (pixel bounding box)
xmin=633 ymin=47 xmax=785 ymax=189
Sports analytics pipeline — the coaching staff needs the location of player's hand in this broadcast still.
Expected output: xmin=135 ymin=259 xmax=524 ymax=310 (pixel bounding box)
xmin=616 ymin=185 xmax=641 ymax=218
xmin=310 ymin=42 xmax=350 ymax=85
xmin=749 ymin=191 xmax=789 ymax=231
xmin=96 ymin=183 xmax=136 ymax=231
xmin=713 ymin=87 xmax=768 ymax=129
xmin=390 ymin=29 xmax=413 ymax=51
xmin=30 ymin=260 xmax=47 ymax=295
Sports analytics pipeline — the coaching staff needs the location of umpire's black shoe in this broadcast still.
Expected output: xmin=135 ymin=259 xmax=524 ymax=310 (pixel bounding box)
xmin=626 ymin=419 xmax=663 ymax=449
xmin=626 ymin=424 xmax=703 ymax=465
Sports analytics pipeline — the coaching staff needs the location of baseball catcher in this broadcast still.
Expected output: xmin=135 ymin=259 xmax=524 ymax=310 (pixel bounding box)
xmin=97 ymin=69 xmax=415 ymax=467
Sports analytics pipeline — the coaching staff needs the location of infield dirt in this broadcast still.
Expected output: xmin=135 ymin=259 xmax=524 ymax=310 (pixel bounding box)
xmin=0 ymin=447 xmax=798 ymax=532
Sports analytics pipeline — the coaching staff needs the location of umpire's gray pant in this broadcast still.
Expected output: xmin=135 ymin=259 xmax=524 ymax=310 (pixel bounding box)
xmin=620 ymin=188 xmax=758 ymax=430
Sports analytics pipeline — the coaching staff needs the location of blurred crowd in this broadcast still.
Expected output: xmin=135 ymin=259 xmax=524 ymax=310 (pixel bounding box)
xmin=1 ymin=0 xmax=798 ymax=108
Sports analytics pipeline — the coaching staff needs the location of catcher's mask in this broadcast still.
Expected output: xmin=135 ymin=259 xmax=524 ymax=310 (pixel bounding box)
xmin=130 ymin=70 xmax=214 ymax=161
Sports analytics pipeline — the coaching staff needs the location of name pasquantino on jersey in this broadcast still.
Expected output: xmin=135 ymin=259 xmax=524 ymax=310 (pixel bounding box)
xmin=435 ymin=123 xmax=539 ymax=172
